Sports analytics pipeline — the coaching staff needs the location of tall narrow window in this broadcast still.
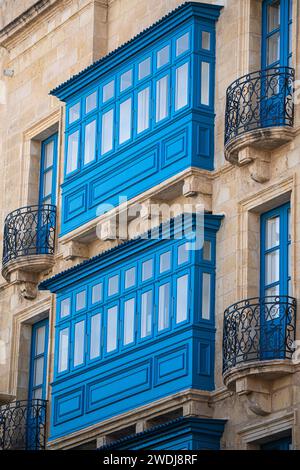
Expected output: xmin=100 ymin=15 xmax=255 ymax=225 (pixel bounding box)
xmin=262 ymin=0 xmax=292 ymax=69
xmin=261 ymin=203 xmax=290 ymax=297
xmin=176 ymin=275 xmax=188 ymax=323
xmin=107 ymin=306 xmax=118 ymax=352
xmin=119 ymin=98 xmax=132 ymax=144
xmin=28 ymin=320 xmax=49 ymax=400
xmin=90 ymin=313 xmax=101 ymax=360
xmin=175 ymin=63 xmax=188 ymax=110
xmin=84 ymin=119 xmax=96 ymax=165
xmin=58 ymin=327 xmax=69 ymax=373
xmin=40 ymin=134 xmax=57 ymax=205
xmin=156 ymin=76 xmax=168 ymax=122
xmin=124 ymin=298 xmax=135 ymax=345
xmin=101 ymin=109 xmax=114 ymax=154
xmin=137 ymin=87 xmax=150 ymax=133
xmin=202 ymin=273 xmax=211 ymax=320
xmin=74 ymin=320 xmax=85 ymax=367
xmin=141 ymin=290 xmax=153 ymax=338
xmin=66 ymin=130 xmax=79 ymax=174
xmin=158 ymin=283 xmax=170 ymax=331
xmin=201 ymin=62 xmax=210 ymax=106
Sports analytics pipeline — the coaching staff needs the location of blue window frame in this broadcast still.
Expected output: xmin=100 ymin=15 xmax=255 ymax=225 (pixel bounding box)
xmin=39 ymin=134 xmax=58 ymax=206
xmin=261 ymin=435 xmax=292 ymax=450
xmin=260 ymin=202 xmax=291 ymax=297
xmin=28 ymin=319 xmax=49 ymax=401
xmin=262 ymin=0 xmax=293 ymax=69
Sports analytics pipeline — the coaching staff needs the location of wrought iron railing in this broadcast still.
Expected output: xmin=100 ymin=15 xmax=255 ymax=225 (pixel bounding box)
xmin=225 ymin=67 xmax=295 ymax=145
xmin=223 ymin=296 xmax=296 ymax=374
xmin=0 ymin=400 xmax=47 ymax=450
xmin=2 ymin=204 xmax=56 ymax=266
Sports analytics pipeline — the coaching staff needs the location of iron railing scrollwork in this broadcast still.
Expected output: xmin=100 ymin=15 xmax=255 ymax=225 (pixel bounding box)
xmin=2 ymin=204 xmax=56 ymax=266
xmin=223 ymin=296 xmax=296 ymax=374
xmin=225 ymin=67 xmax=295 ymax=145
xmin=0 ymin=399 xmax=47 ymax=450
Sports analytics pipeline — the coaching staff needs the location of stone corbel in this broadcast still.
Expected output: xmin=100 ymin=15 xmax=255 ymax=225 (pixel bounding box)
xmin=248 ymin=148 xmax=271 ymax=184
xmin=61 ymin=241 xmax=89 ymax=261
xmin=19 ymin=281 xmax=38 ymax=300
xmin=236 ymin=377 xmax=271 ymax=416
xmin=182 ymin=175 xmax=212 ymax=211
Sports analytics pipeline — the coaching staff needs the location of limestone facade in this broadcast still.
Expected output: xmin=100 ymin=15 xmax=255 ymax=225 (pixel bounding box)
xmin=0 ymin=0 xmax=300 ymax=450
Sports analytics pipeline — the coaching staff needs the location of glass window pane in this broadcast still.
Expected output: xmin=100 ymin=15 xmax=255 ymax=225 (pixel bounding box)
xmin=74 ymin=321 xmax=85 ymax=367
xmin=156 ymin=76 xmax=168 ymax=121
xmin=125 ymin=267 xmax=136 ymax=289
xmin=266 ymin=216 xmax=280 ymax=249
xmin=202 ymin=31 xmax=211 ymax=50
xmin=84 ymin=120 xmax=96 ymax=165
xmin=288 ymin=209 xmax=291 ymax=241
xmin=157 ymin=45 xmax=170 ymax=68
xmin=108 ymin=275 xmax=119 ymax=296
xmin=175 ymin=63 xmax=188 ymax=110
xmin=76 ymin=290 xmax=86 ymax=310
xmin=58 ymin=328 xmax=69 ymax=373
xmin=44 ymin=141 xmax=54 ymax=169
xmin=160 ymin=251 xmax=171 ymax=273
xmin=178 ymin=243 xmax=189 ymax=265
xmin=101 ymin=109 xmax=114 ymax=154
xmin=201 ymin=62 xmax=210 ymax=106
xmin=92 ymin=283 xmax=102 ymax=304
xmin=289 ymin=23 xmax=292 ymax=56
xmin=124 ymin=298 xmax=135 ymax=345
xmin=176 ymin=32 xmax=189 ymax=56
xmin=90 ymin=313 xmax=101 ymax=360
xmin=120 ymin=70 xmax=132 ymax=92
xmin=34 ymin=357 xmax=44 ymax=386
xmin=138 ymin=58 xmax=151 ymax=80
xmin=176 ymin=275 xmax=188 ymax=323
xmin=203 ymin=240 xmax=211 ymax=261
xmin=267 ymin=32 xmax=280 ymax=65
xmin=137 ymin=87 xmax=150 ymax=133
xmin=61 ymin=298 xmax=70 ymax=318
xmin=202 ymin=273 xmax=211 ymax=320
xmin=103 ymin=80 xmax=114 ymax=102
xmin=66 ymin=130 xmax=79 ymax=174
xmin=267 ymin=1 xmax=280 ymax=32
xmin=107 ymin=306 xmax=118 ymax=352
xmin=158 ymin=283 xmax=170 ymax=331
xmin=141 ymin=290 xmax=152 ymax=338
xmin=33 ymin=388 xmax=43 ymax=400
xmin=35 ymin=326 xmax=46 ymax=355
xmin=142 ymin=259 xmax=153 ymax=281
xmin=119 ymin=98 xmax=132 ymax=144
xmin=288 ymin=279 xmax=292 ymax=296
xmin=265 ymin=284 xmax=279 ymax=297
xmin=43 ymin=170 xmax=52 ymax=197
xmin=69 ymin=102 xmax=80 ymax=124
xmin=265 ymin=250 xmax=280 ymax=284
xmin=85 ymin=91 xmax=97 ymax=113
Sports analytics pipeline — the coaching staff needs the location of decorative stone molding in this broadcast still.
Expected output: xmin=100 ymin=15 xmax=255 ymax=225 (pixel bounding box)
xmin=223 ymin=359 xmax=295 ymax=395
xmin=225 ymin=127 xmax=294 ymax=183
